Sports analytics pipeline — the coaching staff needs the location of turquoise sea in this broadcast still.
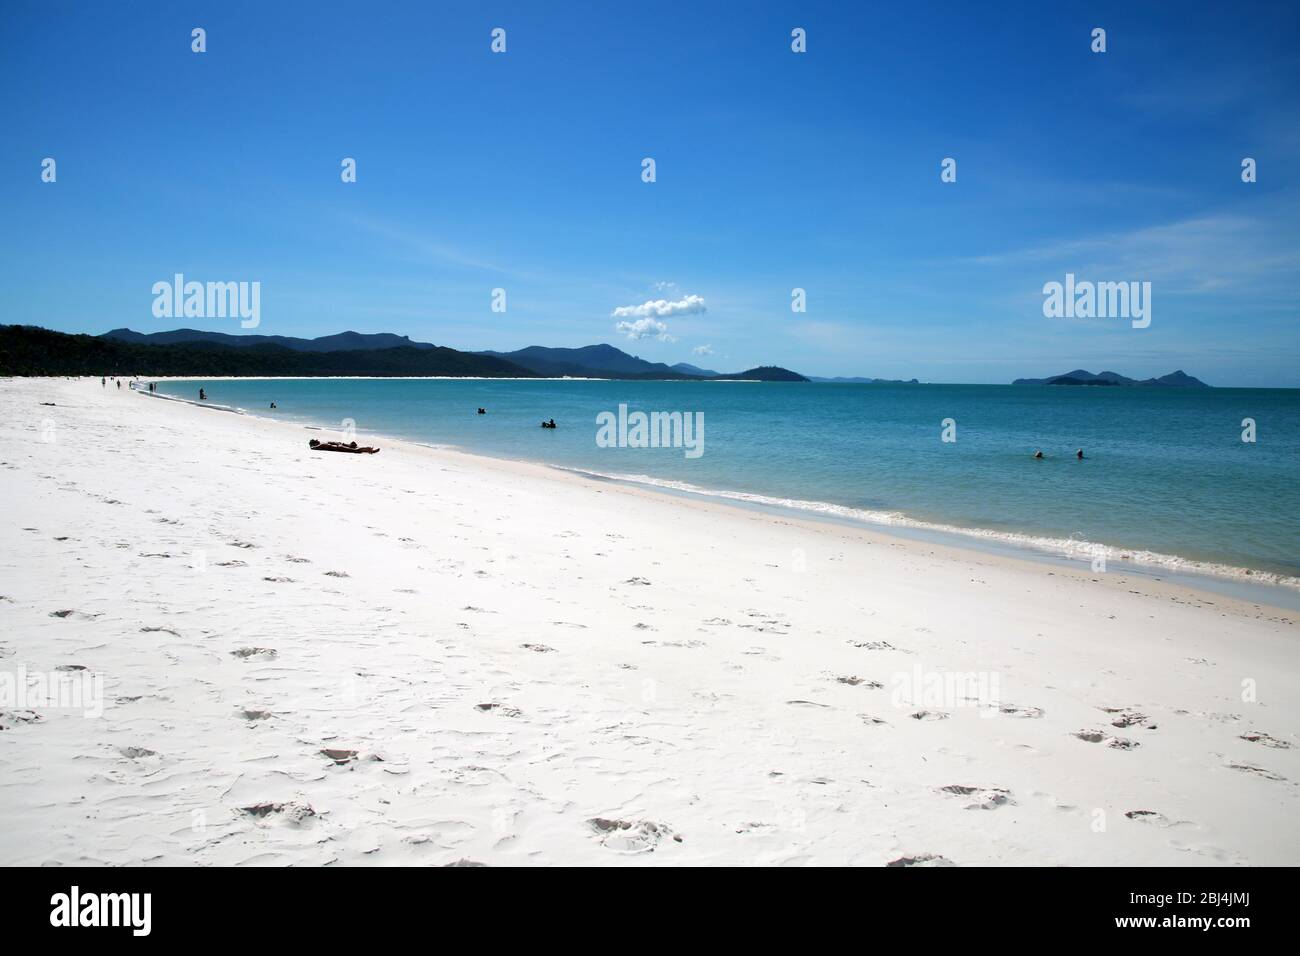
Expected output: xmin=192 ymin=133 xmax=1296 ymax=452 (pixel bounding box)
xmin=156 ymin=378 xmax=1300 ymax=587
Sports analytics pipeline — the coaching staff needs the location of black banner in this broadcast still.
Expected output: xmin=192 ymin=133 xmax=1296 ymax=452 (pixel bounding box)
xmin=5 ymin=866 xmax=1284 ymax=942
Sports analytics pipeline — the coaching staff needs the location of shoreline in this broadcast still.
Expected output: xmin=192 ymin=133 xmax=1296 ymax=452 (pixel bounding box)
xmin=144 ymin=377 xmax=1300 ymax=604
xmin=4 ymin=376 xmax=1298 ymax=866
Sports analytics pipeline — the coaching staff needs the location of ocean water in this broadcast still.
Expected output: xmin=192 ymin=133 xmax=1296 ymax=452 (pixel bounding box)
xmin=156 ymin=378 xmax=1300 ymax=586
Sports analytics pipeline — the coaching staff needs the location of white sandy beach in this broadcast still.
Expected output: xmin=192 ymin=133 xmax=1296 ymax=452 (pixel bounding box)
xmin=1 ymin=376 xmax=1297 ymax=866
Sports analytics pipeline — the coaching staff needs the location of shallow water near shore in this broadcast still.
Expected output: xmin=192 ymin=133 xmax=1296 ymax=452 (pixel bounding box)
xmin=155 ymin=377 xmax=1300 ymax=587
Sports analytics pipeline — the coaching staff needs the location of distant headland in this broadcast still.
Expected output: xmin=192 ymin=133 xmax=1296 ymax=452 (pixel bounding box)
xmin=1012 ymin=369 xmax=1210 ymax=388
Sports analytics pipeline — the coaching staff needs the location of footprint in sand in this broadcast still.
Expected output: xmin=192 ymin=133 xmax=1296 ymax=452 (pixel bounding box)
xmin=1102 ymin=707 xmax=1158 ymax=730
xmin=240 ymin=802 xmax=316 ymax=824
xmin=0 ymin=710 xmax=44 ymax=730
xmin=834 ymin=675 xmax=884 ymax=688
xmin=521 ymin=643 xmax=555 ymax=653
xmin=1240 ymin=732 xmax=1292 ymax=749
xmin=231 ymin=647 xmax=277 ymax=660
xmin=1227 ymin=763 xmax=1285 ymax=781
xmin=939 ymin=784 xmax=1014 ymax=810
xmin=588 ymin=818 xmax=681 ymax=852
xmin=1073 ymin=730 xmax=1139 ymax=749
xmin=997 ymin=703 xmax=1045 ymax=718
xmin=475 ymin=702 xmax=522 ymax=717
xmin=118 ymin=746 xmax=158 ymax=760
xmin=848 ymin=640 xmax=899 ymax=651
xmin=320 ymin=748 xmax=359 ymax=765
xmin=1124 ymin=810 xmax=1193 ymax=828
xmin=911 ymin=710 xmax=950 ymax=721
xmin=886 ymin=853 xmax=954 ymax=867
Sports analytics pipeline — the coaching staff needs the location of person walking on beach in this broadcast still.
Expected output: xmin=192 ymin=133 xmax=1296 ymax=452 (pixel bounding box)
xmin=101 ymin=377 xmax=105 ymax=387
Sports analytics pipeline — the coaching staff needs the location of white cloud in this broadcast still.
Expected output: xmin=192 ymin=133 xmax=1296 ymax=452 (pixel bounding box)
xmin=611 ymin=294 xmax=707 ymax=319
xmin=615 ymin=317 xmax=677 ymax=343
xmin=692 ymin=344 xmax=714 ymax=356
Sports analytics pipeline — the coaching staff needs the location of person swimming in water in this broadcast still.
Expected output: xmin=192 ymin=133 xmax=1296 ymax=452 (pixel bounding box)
xmin=270 ymin=402 xmax=277 ymax=409
xmin=199 ymin=388 xmax=206 ymax=401
xmin=1033 ymin=450 xmax=1043 ymax=459
xmin=1076 ymin=448 xmax=1084 ymax=459
xmin=477 ymin=407 xmax=486 ymax=414
xmin=541 ymin=418 xmax=556 ymax=428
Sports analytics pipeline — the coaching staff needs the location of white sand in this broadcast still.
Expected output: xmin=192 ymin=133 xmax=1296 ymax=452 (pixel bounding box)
xmin=1 ymin=377 xmax=1297 ymax=866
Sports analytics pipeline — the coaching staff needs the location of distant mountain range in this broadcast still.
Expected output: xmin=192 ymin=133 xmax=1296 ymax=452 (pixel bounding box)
xmin=101 ymin=328 xmax=437 ymax=353
xmin=0 ymin=326 xmax=808 ymax=381
xmin=0 ymin=325 xmax=531 ymax=378
xmin=671 ymin=362 xmax=720 ymax=377
xmin=1012 ymin=369 xmax=1210 ymax=388
xmin=477 ymin=344 xmax=804 ymax=381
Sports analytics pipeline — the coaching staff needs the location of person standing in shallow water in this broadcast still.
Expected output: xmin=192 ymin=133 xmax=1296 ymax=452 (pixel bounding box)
xmin=1076 ymin=448 xmax=1085 ymax=460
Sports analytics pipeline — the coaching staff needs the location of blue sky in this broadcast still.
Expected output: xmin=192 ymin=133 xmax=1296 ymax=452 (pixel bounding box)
xmin=2 ymin=1 xmax=1297 ymax=385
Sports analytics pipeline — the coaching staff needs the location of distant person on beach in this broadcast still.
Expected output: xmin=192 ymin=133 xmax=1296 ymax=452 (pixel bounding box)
xmin=199 ymin=388 xmax=206 ymax=401
xmin=1033 ymin=450 xmax=1043 ymax=459
xmin=116 ymin=380 xmax=121 ymax=389
xmin=101 ymin=377 xmax=105 ymax=387
xmin=1076 ymin=448 xmax=1084 ymax=460
xmin=309 ymin=438 xmax=380 ymax=454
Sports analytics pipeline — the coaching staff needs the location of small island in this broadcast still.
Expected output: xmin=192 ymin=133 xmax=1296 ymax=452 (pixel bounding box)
xmin=1012 ymin=369 xmax=1210 ymax=388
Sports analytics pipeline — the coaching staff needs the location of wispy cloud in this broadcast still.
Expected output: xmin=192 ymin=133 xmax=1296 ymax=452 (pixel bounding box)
xmin=692 ymin=344 xmax=714 ymax=356
xmin=960 ymin=211 xmax=1300 ymax=294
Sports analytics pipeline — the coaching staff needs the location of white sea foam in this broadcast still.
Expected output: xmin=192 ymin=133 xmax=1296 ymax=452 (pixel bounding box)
xmin=558 ymin=467 xmax=1300 ymax=591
